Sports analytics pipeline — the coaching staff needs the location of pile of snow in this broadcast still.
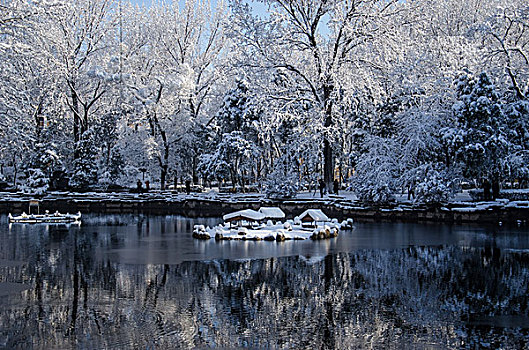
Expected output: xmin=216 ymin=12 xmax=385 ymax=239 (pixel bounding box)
xmin=340 ymin=218 xmax=354 ymax=229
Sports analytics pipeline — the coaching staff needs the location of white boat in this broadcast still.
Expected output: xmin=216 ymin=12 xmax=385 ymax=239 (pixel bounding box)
xmin=8 ymin=211 xmax=82 ymax=224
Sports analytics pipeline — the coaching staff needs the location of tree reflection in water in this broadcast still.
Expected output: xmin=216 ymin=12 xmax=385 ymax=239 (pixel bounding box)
xmin=0 ymin=215 xmax=528 ymax=349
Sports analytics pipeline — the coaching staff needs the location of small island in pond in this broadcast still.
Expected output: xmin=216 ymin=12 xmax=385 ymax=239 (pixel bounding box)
xmin=193 ymin=207 xmax=354 ymax=241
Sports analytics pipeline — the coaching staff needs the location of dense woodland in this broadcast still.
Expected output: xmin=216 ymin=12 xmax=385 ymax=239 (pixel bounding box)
xmin=1 ymin=0 xmax=528 ymax=202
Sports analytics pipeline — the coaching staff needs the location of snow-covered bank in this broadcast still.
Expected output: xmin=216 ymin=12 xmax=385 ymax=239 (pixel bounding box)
xmin=0 ymin=190 xmax=527 ymax=224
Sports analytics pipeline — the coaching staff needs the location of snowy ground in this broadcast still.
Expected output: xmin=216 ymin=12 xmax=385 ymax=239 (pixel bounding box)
xmin=0 ymin=189 xmax=527 ymax=213
xmin=296 ymin=189 xmax=473 ymax=203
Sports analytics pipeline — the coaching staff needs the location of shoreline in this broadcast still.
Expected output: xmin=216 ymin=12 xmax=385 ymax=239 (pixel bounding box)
xmin=0 ymin=191 xmax=528 ymax=225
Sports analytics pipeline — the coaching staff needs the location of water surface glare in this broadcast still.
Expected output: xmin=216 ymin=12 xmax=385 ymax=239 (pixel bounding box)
xmin=1 ymin=214 xmax=528 ymax=349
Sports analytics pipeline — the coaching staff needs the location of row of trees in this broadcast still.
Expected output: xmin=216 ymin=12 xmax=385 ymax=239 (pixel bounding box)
xmin=1 ymin=0 xmax=528 ymax=202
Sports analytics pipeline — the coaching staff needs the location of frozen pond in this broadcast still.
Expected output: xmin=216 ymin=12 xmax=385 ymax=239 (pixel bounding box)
xmin=1 ymin=214 xmax=529 ymax=348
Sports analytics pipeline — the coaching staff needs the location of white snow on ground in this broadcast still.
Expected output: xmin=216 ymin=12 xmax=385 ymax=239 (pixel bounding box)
xmin=0 ymin=189 xmax=528 ymax=215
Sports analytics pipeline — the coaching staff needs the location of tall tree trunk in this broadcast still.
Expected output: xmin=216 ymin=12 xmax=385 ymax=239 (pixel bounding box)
xmin=33 ymin=100 xmax=44 ymax=140
xmin=323 ymin=91 xmax=334 ymax=190
xmin=323 ymin=139 xmax=334 ymax=190
xmin=229 ymin=167 xmax=237 ymax=191
xmin=12 ymin=154 xmax=17 ymax=188
xmin=160 ymin=164 xmax=167 ymax=191
xmin=158 ymin=134 xmax=169 ymax=190
xmin=70 ymin=84 xmax=81 ymax=159
xmin=192 ymin=155 xmax=198 ymax=184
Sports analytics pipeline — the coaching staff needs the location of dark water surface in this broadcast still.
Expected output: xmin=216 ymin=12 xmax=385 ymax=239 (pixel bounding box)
xmin=1 ymin=214 xmax=529 ymax=349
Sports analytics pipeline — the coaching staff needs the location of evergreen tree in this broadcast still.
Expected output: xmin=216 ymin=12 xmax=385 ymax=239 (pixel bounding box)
xmin=503 ymin=95 xmax=529 ymax=185
xmin=199 ymin=79 xmax=261 ymax=189
xmin=22 ymin=132 xmax=61 ymax=194
xmin=452 ymin=72 xmax=509 ymax=180
xmin=216 ymin=79 xmax=259 ymax=136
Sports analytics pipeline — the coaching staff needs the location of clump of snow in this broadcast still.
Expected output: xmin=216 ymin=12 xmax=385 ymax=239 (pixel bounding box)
xmin=340 ymin=218 xmax=354 ymax=229
xmin=223 ymin=209 xmax=266 ymax=222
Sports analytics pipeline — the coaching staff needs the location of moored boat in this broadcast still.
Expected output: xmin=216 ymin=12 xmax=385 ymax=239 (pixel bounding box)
xmin=8 ymin=211 xmax=82 ymax=224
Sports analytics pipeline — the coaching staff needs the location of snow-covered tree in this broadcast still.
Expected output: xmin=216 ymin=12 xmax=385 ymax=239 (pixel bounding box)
xmin=264 ymin=152 xmax=299 ymax=199
xmin=503 ymin=96 xmax=529 ymax=185
xmin=70 ymin=130 xmax=98 ymax=190
xmin=447 ymin=71 xmax=509 ymax=181
xmin=199 ymin=131 xmax=257 ymax=190
xmin=199 ymin=78 xmax=262 ymax=189
xmin=229 ymin=0 xmax=403 ymax=191
xmin=352 ymin=136 xmax=398 ymax=204
xmin=21 ymin=137 xmax=62 ymax=194
xmin=120 ymin=0 xmax=228 ymax=189
xmin=478 ymin=1 xmax=529 ymax=100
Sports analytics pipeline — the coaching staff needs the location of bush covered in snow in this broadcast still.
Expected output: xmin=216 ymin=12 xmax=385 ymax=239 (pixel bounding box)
xmin=264 ymin=161 xmax=299 ymax=199
xmin=264 ymin=173 xmax=298 ymax=199
xmin=398 ymin=164 xmax=458 ymax=204
xmin=21 ymin=140 xmax=62 ymax=193
xmin=351 ymin=136 xmax=397 ymax=204
xmin=70 ymin=132 xmax=98 ymax=190
xmin=412 ymin=165 xmax=457 ymax=204
xmin=21 ymin=168 xmax=49 ymax=194
xmin=354 ymin=181 xmax=395 ymax=204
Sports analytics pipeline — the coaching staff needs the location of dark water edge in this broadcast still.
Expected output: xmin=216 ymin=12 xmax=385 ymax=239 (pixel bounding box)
xmin=1 ymin=215 xmax=529 ymax=349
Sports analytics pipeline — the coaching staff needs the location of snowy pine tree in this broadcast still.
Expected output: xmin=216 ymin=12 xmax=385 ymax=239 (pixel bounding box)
xmin=451 ymin=72 xmax=509 ymax=180
xmin=200 ymin=79 xmax=260 ymax=190
xmin=503 ymin=95 xmax=529 ymax=185
xmin=216 ymin=79 xmax=259 ymax=136
xmin=21 ymin=137 xmax=61 ymax=194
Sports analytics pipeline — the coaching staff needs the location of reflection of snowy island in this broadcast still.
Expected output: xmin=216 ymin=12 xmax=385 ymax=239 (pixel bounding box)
xmin=193 ymin=207 xmax=354 ymax=241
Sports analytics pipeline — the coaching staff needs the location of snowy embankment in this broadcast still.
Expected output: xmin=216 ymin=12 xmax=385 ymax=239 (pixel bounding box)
xmin=0 ymin=190 xmax=528 ymax=224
